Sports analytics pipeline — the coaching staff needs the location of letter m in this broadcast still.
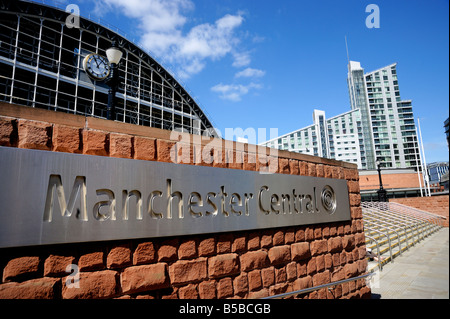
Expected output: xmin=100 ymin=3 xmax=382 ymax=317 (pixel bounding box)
xmin=43 ymin=175 xmax=88 ymax=222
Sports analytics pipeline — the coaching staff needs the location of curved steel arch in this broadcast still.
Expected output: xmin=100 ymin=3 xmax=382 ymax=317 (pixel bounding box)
xmin=0 ymin=0 xmax=217 ymax=136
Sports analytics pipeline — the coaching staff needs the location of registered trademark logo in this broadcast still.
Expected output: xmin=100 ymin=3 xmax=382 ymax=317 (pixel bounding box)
xmin=321 ymin=185 xmax=336 ymax=214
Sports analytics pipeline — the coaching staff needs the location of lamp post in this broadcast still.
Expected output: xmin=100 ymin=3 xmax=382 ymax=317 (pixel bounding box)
xmin=105 ymin=41 xmax=123 ymax=120
xmin=376 ymin=160 xmax=388 ymax=202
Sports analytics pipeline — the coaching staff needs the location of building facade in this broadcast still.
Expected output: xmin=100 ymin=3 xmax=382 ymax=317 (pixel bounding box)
xmin=261 ymin=61 xmax=422 ymax=171
xmin=0 ymin=0 xmax=217 ymax=137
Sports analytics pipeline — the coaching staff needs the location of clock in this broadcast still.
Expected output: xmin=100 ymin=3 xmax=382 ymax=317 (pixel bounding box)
xmin=83 ymin=53 xmax=110 ymax=80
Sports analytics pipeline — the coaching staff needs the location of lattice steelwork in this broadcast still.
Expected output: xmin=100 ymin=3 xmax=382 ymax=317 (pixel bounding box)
xmin=0 ymin=0 xmax=217 ymax=136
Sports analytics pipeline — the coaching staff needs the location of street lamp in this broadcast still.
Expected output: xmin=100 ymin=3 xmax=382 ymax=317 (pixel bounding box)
xmin=376 ymin=160 xmax=388 ymax=202
xmin=105 ymin=41 xmax=123 ymax=120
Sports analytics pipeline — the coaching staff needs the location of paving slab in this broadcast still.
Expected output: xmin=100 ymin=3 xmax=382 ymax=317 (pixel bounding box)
xmin=370 ymin=227 xmax=449 ymax=299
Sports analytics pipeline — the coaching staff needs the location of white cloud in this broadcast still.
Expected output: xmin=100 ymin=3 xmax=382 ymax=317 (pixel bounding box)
xmin=211 ymin=82 xmax=262 ymax=102
xmin=232 ymin=51 xmax=251 ymax=67
xmin=95 ymin=0 xmax=246 ymax=79
xmin=235 ymin=67 xmax=265 ymax=78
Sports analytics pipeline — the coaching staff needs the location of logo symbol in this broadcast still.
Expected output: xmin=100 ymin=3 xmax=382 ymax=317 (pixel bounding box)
xmin=321 ymin=185 xmax=336 ymax=214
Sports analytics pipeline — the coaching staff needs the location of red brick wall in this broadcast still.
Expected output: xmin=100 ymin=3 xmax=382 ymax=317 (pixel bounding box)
xmin=359 ymin=172 xmax=423 ymax=191
xmin=390 ymin=196 xmax=449 ymax=227
xmin=0 ymin=104 xmax=370 ymax=299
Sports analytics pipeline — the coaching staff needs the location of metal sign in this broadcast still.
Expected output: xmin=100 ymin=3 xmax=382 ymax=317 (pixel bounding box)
xmin=0 ymin=147 xmax=351 ymax=248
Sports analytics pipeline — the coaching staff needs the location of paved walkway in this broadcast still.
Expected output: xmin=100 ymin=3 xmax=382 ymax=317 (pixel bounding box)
xmin=370 ymin=227 xmax=449 ymax=299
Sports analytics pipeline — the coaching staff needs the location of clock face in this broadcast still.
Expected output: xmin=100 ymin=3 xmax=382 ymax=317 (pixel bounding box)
xmin=83 ymin=53 xmax=110 ymax=80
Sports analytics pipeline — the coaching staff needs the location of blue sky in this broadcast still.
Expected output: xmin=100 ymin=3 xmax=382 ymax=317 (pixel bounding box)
xmin=64 ymin=0 xmax=448 ymax=163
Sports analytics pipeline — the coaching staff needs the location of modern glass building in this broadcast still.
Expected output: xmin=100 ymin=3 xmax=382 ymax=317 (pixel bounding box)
xmin=0 ymin=0 xmax=217 ymax=137
xmin=261 ymin=61 xmax=422 ymax=171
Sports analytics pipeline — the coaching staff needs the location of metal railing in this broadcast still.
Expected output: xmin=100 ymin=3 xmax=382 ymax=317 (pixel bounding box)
xmin=362 ymin=201 xmax=445 ymax=272
xmin=262 ymin=273 xmax=373 ymax=299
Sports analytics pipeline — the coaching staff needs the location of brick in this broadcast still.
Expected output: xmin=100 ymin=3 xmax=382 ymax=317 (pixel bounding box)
xmin=52 ymin=124 xmax=81 ymax=153
xmin=79 ymin=252 xmax=104 ymax=271
xmin=351 ymin=206 xmax=363 ymax=219
xmin=0 ymin=117 xmax=16 ymax=146
xmin=289 ymin=159 xmax=299 ymax=175
xmin=261 ymin=231 xmax=273 ymax=248
xmin=331 ymin=267 xmax=345 ymax=282
xmin=18 ymin=119 xmax=51 ymax=150
xmin=313 ymin=270 xmax=330 ymax=287
xmin=198 ymin=237 xmax=215 ymax=257
xmin=121 ymin=263 xmax=169 ymax=294
xmin=62 ymin=270 xmax=118 ymax=299
xmin=307 ymin=163 xmax=316 ymax=176
xmin=232 ymin=235 xmax=246 ymax=253
xmin=257 ymin=155 xmax=278 ymax=174
xmin=248 ymin=288 xmax=269 ymax=299
xmin=314 ymin=228 xmax=322 ymax=239
xmin=316 ymin=255 xmax=325 ymax=272
xmin=275 ymin=267 xmax=286 ymax=283
xmin=285 ymin=229 xmax=295 ymax=244
xmin=349 ymin=194 xmax=361 ymax=206
xmin=268 ymin=245 xmax=291 ymax=265
xmin=295 ymin=229 xmax=305 ymax=242
xmin=273 ymin=231 xmax=284 ymax=245
xmin=217 ymin=277 xmax=233 ymax=299
xmin=178 ymin=239 xmax=197 ymax=260
xmin=217 ymin=233 xmax=232 ymax=254
xmin=307 ymin=258 xmax=316 ymax=275
xmin=305 ymin=227 xmax=314 ymax=241
xmin=286 ymin=262 xmax=297 ymax=281
xmin=269 ymin=282 xmax=288 ymax=296
xmin=168 ymin=258 xmax=208 ymax=286
xmin=344 ymin=168 xmax=359 ymax=181
xmin=278 ymin=157 xmax=290 ymax=174
xmin=243 ymin=153 xmax=256 ymax=171
xmin=248 ymin=270 xmax=262 ymax=291
xmin=293 ymin=276 xmax=312 ymax=291
xmin=109 ymin=133 xmax=132 ymax=158
xmin=208 ymin=253 xmax=239 ymax=279
xmin=310 ymin=239 xmax=328 ymax=256
xmin=328 ymin=237 xmax=343 ymax=253
xmin=82 ymin=129 xmax=108 ymax=156
xmin=247 ymin=232 xmax=260 ymax=250
xmin=133 ymin=242 xmax=156 ymax=265
xmin=342 ymin=235 xmax=355 ymax=252
xmin=44 ymin=255 xmax=75 ymax=277
xmin=158 ymin=239 xmax=178 ymax=262
xmin=133 ymin=136 xmax=156 ymax=161
xmin=316 ymin=164 xmax=324 ymax=177
xmin=347 ymin=180 xmax=360 ymax=193
xmin=198 ymin=280 xmax=216 ymax=299
xmin=2 ymin=256 xmax=40 ymax=282
xmin=297 ymin=261 xmax=307 ymax=277
xmin=240 ymin=250 xmax=269 ymax=271
xmin=344 ymin=262 xmax=359 ymax=279
xmin=299 ymin=161 xmax=307 ymax=175
xmin=157 ymin=139 xmax=176 ymax=163
xmin=226 ymin=149 xmax=243 ymax=170
xmin=261 ymin=267 xmax=275 ymax=288
xmin=233 ymin=273 xmax=249 ymax=296
xmin=178 ymin=284 xmax=199 ymax=299
xmin=0 ymin=277 xmax=59 ymax=299
xmin=107 ymin=245 xmax=131 ymax=269
xmin=324 ymin=165 xmax=333 ymax=178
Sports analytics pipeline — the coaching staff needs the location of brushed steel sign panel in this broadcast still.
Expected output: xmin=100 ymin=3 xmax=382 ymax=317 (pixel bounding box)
xmin=0 ymin=147 xmax=351 ymax=248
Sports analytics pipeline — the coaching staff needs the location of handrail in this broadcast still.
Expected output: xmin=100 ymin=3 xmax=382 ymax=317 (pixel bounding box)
xmin=262 ymin=273 xmax=373 ymax=299
xmin=364 ymin=220 xmax=402 ymax=256
xmin=365 ymin=234 xmax=383 ymax=271
xmin=363 ymin=224 xmax=394 ymax=262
